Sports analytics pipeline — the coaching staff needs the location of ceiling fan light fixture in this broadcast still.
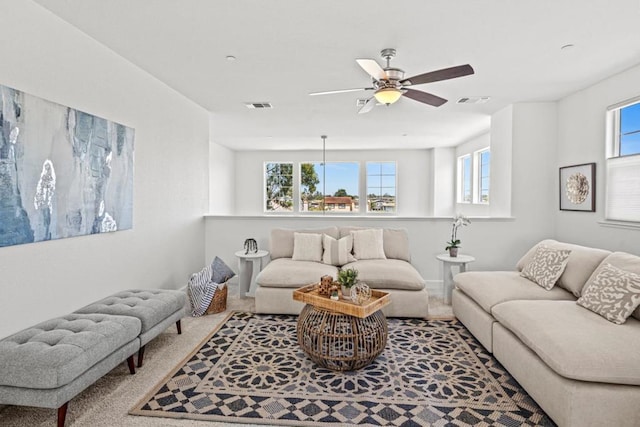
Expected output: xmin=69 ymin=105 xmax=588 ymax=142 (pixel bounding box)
xmin=374 ymin=88 xmax=402 ymax=105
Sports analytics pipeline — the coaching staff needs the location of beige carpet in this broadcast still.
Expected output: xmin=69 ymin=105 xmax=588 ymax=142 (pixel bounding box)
xmin=0 ymin=284 xmax=452 ymax=427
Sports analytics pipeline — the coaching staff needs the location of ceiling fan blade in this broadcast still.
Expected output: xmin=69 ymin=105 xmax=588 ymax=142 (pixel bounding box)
xmin=356 ymin=59 xmax=388 ymax=81
xmin=309 ymin=87 xmax=372 ymax=96
xmin=403 ymin=89 xmax=448 ymax=107
xmin=400 ymin=64 xmax=474 ymax=86
xmin=358 ymin=97 xmax=377 ymax=114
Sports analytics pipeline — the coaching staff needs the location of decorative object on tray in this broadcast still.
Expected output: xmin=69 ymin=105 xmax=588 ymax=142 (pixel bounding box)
xmin=559 ymin=162 xmax=595 ymax=212
xmin=243 ymin=238 xmax=258 ymax=254
xmin=351 ymin=282 xmax=372 ymax=305
xmin=330 ymin=288 xmax=339 ymax=301
xmin=317 ymin=275 xmax=334 ymax=296
xmin=445 ymin=213 xmax=470 ymax=257
xmin=337 ymin=267 xmax=358 ymax=298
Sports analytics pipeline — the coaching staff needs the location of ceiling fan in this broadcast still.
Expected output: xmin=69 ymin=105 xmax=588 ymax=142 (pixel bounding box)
xmin=309 ymin=48 xmax=474 ymax=114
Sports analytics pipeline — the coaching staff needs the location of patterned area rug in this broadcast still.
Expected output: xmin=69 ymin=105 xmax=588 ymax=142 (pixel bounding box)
xmin=131 ymin=312 xmax=555 ymax=426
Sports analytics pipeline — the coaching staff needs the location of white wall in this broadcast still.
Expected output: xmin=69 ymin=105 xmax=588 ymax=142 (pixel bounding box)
xmin=209 ymin=140 xmax=235 ymax=214
xmin=431 ymin=147 xmax=455 ymax=216
xmin=555 ymin=63 xmax=640 ymax=253
xmin=0 ymin=2 xmax=210 ymax=338
xmin=232 ymin=149 xmax=432 ymax=216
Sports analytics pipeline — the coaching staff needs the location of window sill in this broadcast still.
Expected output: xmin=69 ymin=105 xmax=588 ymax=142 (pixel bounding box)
xmin=597 ymin=220 xmax=640 ymax=230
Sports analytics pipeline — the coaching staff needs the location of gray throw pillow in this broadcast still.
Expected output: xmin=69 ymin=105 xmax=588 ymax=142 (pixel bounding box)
xmin=577 ymin=263 xmax=640 ymax=324
xmin=211 ymin=256 xmax=236 ymax=283
xmin=520 ymin=245 xmax=571 ymax=290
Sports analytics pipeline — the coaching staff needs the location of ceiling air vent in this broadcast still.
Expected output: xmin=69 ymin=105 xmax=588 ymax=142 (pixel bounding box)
xmin=356 ymin=99 xmax=369 ymax=107
xmin=457 ymin=96 xmax=490 ymax=104
xmin=244 ymin=102 xmax=273 ymax=109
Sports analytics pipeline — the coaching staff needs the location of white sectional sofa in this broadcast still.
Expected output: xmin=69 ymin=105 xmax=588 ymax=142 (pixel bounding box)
xmin=452 ymin=239 xmax=640 ymax=427
xmin=255 ymin=226 xmax=429 ymax=317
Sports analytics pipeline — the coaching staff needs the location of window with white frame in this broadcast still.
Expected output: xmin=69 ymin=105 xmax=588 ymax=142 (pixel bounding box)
xmin=299 ymin=161 xmax=359 ymax=212
xmin=605 ymin=98 xmax=640 ymax=222
xmin=457 ymin=149 xmax=490 ymax=204
xmin=366 ymin=162 xmax=397 ymax=213
xmin=478 ymin=149 xmax=491 ymax=203
xmin=458 ymin=155 xmax=472 ymax=203
xmin=264 ymin=162 xmax=293 ymax=212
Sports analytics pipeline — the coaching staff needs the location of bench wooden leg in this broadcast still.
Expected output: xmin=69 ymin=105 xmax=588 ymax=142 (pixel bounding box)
xmin=137 ymin=346 xmax=145 ymax=368
xmin=176 ymin=319 xmax=182 ymax=334
xmin=57 ymin=402 xmax=68 ymax=427
xmin=127 ymin=355 xmax=136 ymax=374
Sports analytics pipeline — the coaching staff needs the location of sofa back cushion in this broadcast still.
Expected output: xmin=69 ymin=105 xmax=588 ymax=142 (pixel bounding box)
xmin=516 ymin=239 xmax=611 ymax=297
xmin=338 ymin=227 xmax=411 ymax=261
xmin=584 ymin=252 xmax=640 ymax=321
xmin=269 ymin=227 xmax=339 ymax=259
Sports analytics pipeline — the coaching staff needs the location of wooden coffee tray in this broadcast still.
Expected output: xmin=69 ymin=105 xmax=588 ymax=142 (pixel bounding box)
xmin=293 ymin=283 xmax=390 ymax=318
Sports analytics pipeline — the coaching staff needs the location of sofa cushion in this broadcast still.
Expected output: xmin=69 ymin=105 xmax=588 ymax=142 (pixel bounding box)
xmin=516 ymin=239 xmax=611 ymax=297
xmin=322 ymin=234 xmax=356 ymax=266
xmin=577 ymin=263 xmax=640 ymax=324
xmin=492 ymin=300 xmax=640 ymax=386
xmin=269 ymin=227 xmax=339 ymax=260
xmin=585 ymin=251 xmax=640 ymax=321
xmin=292 ymin=232 xmax=323 ymax=262
xmin=338 ymin=227 xmax=411 ymax=261
xmin=342 ymin=259 xmax=425 ymax=290
xmin=0 ymin=313 xmax=141 ymax=389
xmin=520 ymin=245 xmax=571 ymax=290
xmin=454 ymin=271 xmax=575 ymax=313
xmin=351 ymin=228 xmax=386 ymax=260
xmin=256 ymin=258 xmax=339 ymax=288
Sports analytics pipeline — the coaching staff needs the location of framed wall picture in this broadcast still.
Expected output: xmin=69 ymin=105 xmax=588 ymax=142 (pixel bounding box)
xmin=559 ymin=162 xmax=596 ymax=212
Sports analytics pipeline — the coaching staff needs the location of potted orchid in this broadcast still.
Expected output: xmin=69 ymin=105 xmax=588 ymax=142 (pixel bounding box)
xmin=445 ymin=214 xmax=471 ymax=257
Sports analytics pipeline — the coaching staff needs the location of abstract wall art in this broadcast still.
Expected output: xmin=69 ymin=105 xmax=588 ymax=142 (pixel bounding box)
xmin=0 ymin=83 xmax=134 ymax=248
xmin=559 ymin=162 xmax=595 ymax=212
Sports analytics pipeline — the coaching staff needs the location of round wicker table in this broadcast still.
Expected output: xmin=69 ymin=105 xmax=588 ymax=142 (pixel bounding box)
xmin=296 ymin=304 xmax=388 ymax=371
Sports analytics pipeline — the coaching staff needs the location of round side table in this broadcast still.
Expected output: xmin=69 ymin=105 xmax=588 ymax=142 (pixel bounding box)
xmin=436 ymin=253 xmax=475 ymax=304
xmin=234 ymin=250 xmax=269 ymax=298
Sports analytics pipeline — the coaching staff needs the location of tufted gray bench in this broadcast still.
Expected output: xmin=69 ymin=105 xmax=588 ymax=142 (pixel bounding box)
xmin=0 ymin=288 xmax=187 ymax=426
xmin=0 ymin=313 xmax=140 ymax=427
xmin=74 ymin=289 xmax=187 ymax=367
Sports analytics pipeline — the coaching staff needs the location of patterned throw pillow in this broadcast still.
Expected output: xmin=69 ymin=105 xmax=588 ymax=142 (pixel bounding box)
xmin=577 ymin=263 xmax=640 ymax=324
xmin=520 ymin=245 xmax=571 ymax=290
xmin=322 ymin=234 xmax=356 ymax=266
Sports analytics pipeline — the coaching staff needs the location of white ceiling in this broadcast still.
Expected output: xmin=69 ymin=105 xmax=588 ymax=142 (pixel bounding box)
xmin=34 ymin=0 xmax=640 ymax=150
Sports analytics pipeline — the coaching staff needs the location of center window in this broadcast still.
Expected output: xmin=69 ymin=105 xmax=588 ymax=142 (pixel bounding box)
xmin=300 ymin=162 xmax=359 ymax=213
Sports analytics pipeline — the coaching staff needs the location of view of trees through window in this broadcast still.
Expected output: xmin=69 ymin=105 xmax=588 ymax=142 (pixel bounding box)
xmin=300 ymin=162 xmax=359 ymax=212
xmin=264 ymin=162 xmax=293 ymax=212
xmin=367 ymin=162 xmax=397 ymax=213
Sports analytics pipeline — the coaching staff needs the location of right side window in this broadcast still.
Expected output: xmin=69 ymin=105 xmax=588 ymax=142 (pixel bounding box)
xmin=366 ymin=162 xmax=397 ymax=213
xmin=606 ymin=99 xmax=640 ymax=222
xmin=458 ymin=155 xmax=472 ymax=203
xmin=478 ymin=149 xmax=491 ymax=204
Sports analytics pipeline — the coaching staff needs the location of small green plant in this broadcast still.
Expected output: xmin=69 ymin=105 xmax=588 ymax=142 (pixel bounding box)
xmin=337 ymin=268 xmax=358 ymax=288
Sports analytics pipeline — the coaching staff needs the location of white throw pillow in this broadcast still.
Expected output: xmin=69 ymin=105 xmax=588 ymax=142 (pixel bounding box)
xmin=520 ymin=245 xmax=571 ymax=290
xmin=292 ymin=232 xmax=323 ymax=262
xmin=322 ymin=234 xmax=356 ymax=266
xmin=577 ymin=263 xmax=640 ymax=324
xmin=351 ymin=229 xmax=386 ymax=260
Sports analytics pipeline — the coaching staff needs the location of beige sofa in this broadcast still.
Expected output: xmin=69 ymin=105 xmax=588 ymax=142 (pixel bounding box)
xmin=255 ymin=226 xmax=428 ymax=317
xmin=452 ymin=239 xmax=640 ymax=427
